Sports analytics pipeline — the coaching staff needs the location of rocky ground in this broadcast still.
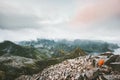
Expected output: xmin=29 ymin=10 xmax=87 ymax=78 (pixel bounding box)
xmin=0 ymin=56 xmax=40 ymax=80
xmin=0 ymin=55 xmax=64 ymax=80
xmin=16 ymin=55 xmax=120 ymax=80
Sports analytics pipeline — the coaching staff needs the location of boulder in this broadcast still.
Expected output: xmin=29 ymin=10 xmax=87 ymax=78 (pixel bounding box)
xmin=105 ymin=55 xmax=120 ymax=72
xmin=110 ymin=62 xmax=120 ymax=71
xmin=105 ymin=55 xmax=120 ymax=65
xmin=85 ymin=68 xmax=100 ymax=79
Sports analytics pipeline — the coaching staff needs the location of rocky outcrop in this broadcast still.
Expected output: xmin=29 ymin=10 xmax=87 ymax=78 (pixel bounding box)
xmin=0 ymin=56 xmax=40 ymax=80
xmin=100 ymin=51 xmax=114 ymax=58
xmin=16 ymin=54 xmax=120 ymax=80
xmin=16 ymin=55 xmax=109 ymax=80
xmin=105 ymin=55 xmax=120 ymax=65
xmin=0 ymin=55 xmax=66 ymax=80
xmin=0 ymin=53 xmax=119 ymax=80
xmin=104 ymin=75 xmax=120 ymax=80
xmin=105 ymin=55 xmax=120 ymax=72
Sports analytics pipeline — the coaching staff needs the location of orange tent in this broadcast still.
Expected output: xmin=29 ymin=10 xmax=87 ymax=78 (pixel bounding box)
xmin=98 ymin=59 xmax=104 ymax=67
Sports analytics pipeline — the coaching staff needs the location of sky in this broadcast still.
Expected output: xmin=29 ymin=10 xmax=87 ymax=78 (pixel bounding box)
xmin=0 ymin=0 xmax=120 ymax=42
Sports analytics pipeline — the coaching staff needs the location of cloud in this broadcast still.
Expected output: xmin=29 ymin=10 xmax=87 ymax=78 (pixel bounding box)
xmin=0 ymin=0 xmax=41 ymax=29
xmin=0 ymin=0 xmax=76 ymax=30
xmin=0 ymin=13 xmax=43 ymax=30
xmin=73 ymin=0 xmax=120 ymax=24
xmin=0 ymin=0 xmax=120 ymax=41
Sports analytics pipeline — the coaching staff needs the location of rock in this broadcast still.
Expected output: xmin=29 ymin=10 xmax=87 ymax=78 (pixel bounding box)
xmin=104 ymin=75 xmax=120 ymax=80
xmin=85 ymin=68 xmax=100 ymax=79
xmin=115 ymin=55 xmax=120 ymax=62
xmin=105 ymin=55 xmax=120 ymax=65
xmin=100 ymin=51 xmax=114 ymax=57
xmin=110 ymin=62 xmax=120 ymax=71
xmin=105 ymin=55 xmax=120 ymax=72
xmin=16 ymin=56 xmax=101 ymax=80
xmin=100 ymin=66 xmax=112 ymax=74
xmin=16 ymin=55 xmax=120 ymax=80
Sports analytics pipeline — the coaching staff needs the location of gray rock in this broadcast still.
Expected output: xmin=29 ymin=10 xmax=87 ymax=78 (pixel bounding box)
xmin=105 ymin=55 xmax=120 ymax=72
xmin=105 ymin=55 xmax=120 ymax=65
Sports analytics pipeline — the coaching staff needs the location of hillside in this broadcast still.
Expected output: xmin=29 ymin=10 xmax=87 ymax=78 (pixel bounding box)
xmin=0 ymin=41 xmax=48 ymax=59
xmin=0 ymin=40 xmax=87 ymax=80
xmin=0 ymin=40 xmax=87 ymax=60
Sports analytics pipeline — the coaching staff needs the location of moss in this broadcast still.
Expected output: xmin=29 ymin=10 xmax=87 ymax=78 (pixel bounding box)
xmin=0 ymin=71 xmax=5 ymax=80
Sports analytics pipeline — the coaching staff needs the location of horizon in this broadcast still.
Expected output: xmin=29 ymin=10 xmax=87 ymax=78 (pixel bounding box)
xmin=0 ymin=38 xmax=120 ymax=44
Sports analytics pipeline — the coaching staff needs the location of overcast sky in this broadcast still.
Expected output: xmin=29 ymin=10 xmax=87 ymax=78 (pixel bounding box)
xmin=0 ymin=0 xmax=120 ymax=42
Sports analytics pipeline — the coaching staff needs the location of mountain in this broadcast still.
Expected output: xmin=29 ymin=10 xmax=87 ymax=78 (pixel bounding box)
xmin=0 ymin=40 xmax=119 ymax=80
xmin=19 ymin=39 xmax=119 ymax=54
xmin=0 ymin=40 xmax=87 ymax=60
xmin=63 ymin=47 xmax=87 ymax=59
xmin=0 ymin=41 xmax=48 ymax=59
xmin=0 ymin=41 xmax=87 ymax=80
